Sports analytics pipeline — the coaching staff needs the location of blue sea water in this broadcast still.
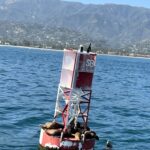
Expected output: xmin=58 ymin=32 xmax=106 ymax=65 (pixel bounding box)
xmin=0 ymin=46 xmax=150 ymax=150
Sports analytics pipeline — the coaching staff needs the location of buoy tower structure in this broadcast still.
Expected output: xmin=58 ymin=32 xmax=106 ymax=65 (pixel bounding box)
xmin=39 ymin=45 xmax=98 ymax=150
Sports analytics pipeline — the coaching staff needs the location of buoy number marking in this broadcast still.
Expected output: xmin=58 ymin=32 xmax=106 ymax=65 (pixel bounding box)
xmin=86 ymin=59 xmax=95 ymax=68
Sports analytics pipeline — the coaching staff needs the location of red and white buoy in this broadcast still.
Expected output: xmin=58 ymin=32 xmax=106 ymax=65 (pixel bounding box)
xmin=39 ymin=45 xmax=98 ymax=150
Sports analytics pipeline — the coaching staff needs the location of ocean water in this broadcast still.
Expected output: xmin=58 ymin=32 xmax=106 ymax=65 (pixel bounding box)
xmin=0 ymin=46 xmax=150 ymax=150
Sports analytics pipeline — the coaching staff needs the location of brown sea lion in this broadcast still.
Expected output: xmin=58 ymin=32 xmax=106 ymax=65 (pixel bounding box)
xmin=82 ymin=131 xmax=99 ymax=140
xmin=46 ymin=128 xmax=62 ymax=136
xmin=74 ymin=132 xmax=81 ymax=140
xmin=41 ymin=121 xmax=64 ymax=129
xmin=41 ymin=122 xmax=53 ymax=129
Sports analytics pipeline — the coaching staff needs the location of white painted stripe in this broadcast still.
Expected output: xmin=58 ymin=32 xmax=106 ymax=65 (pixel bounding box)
xmin=39 ymin=129 xmax=44 ymax=144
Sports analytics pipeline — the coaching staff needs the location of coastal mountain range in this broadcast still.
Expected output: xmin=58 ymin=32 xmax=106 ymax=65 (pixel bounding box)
xmin=1 ymin=0 xmax=150 ymax=52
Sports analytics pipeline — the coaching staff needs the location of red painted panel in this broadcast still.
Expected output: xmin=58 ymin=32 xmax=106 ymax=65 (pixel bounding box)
xmin=78 ymin=53 xmax=96 ymax=73
xmin=83 ymin=139 xmax=95 ymax=149
xmin=76 ymin=72 xmax=93 ymax=90
xmin=40 ymin=129 xmax=95 ymax=149
xmin=40 ymin=129 xmax=60 ymax=147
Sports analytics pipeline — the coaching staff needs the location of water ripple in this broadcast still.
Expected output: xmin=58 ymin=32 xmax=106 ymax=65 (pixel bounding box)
xmin=0 ymin=48 xmax=150 ymax=149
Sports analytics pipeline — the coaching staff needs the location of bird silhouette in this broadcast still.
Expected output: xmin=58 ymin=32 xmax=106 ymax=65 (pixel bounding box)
xmin=87 ymin=43 xmax=91 ymax=53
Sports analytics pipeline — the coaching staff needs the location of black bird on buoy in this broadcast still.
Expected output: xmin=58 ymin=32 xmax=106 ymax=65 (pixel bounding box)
xmin=87 ymin=43 xmax=91 ymax=53
xmin=105 ymin=140 xmax=112 ymax=150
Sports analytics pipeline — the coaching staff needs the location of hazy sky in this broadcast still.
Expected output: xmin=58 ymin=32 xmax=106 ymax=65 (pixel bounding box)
xmin=64 ymin=0 xmax=150 ymax=8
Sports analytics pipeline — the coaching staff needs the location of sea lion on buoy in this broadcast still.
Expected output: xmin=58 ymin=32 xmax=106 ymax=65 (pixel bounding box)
xmin=82 ymin=131 xmax=99 ymax=141
xmin=90 ymin=131 xmax=99 ymax=140
xmin=41 ymin=122 xmax=53 ymax=129
xmin=46 ymin=128 xmax=62 ymax=136
xmin=41 ymin=121 xmax=64 ymax=129
xmin=74 ymin=132 xmax=81 ymax=140
xmin=79 ymin=123 xmax=90 ymax=131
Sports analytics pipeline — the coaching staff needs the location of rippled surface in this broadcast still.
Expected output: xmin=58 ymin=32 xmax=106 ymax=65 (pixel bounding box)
xmin=0 ymin=46 xmax=150 ymax=150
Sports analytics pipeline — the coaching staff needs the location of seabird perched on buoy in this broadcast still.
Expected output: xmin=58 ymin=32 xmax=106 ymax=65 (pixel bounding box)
xmin=78 ymin=45 xmax=83 ymax=52
xmin=87 ymin=43 xmax=91 ymax=53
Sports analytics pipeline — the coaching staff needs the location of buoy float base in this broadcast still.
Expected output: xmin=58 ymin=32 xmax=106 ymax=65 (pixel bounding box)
xmin=39 ymin=128 xmax=95 ymax=150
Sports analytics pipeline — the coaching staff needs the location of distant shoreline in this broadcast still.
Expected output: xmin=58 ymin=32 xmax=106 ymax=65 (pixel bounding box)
xmin=99 ymin=53 xmax=150 ymax=59
xmin=1 ymin=44 xmax=150 ymax=60
xmin=0 ymin=44 xmax=63 ymax=52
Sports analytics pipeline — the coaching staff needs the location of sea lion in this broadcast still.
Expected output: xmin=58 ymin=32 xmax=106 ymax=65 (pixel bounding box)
xmin=79 ymin=124 xmax=90 ymax=132
xmin=105 ymin=140 xmax=112 ymax=150
xmin=41 ymin=121 xmax=64 ymax=129
xmin=74 ymin=132 xmax=81 ymax=140
xmin=46 ymin=128 xmax=62 ymax=136
xmin=82 ymin=131 xmax=99 ymax=140
xmin=41 ymin=122 xmax=53 ymax=129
